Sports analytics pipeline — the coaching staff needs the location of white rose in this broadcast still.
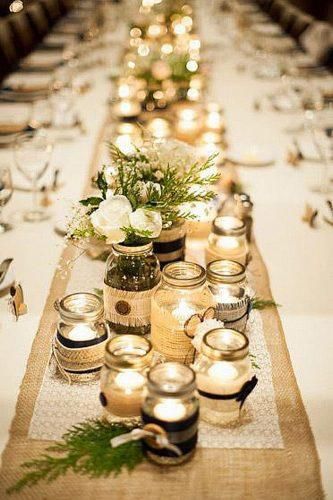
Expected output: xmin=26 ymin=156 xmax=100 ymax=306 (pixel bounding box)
xmin=129 ymin=208 xmax=162 ymax=238
xmin=90 ymin=195 xmax=132 ymax=244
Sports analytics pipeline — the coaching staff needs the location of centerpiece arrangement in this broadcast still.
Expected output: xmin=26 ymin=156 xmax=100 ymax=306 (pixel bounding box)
xmin=68 ymin=138 xmax=219 ymax=335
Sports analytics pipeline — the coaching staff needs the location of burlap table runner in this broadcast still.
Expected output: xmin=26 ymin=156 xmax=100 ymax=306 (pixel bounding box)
xmin=0 ymin=116 xmax=324 ymax=500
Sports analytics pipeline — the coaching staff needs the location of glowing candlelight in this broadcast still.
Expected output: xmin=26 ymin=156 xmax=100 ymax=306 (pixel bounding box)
xmin=114 ymin=99 xmax=141 ymax=118
xmin=147 ymin=118 xmax=170 ymax=139
xmin=208 ymin=361 xmax=238 ymax=381
xmin=68 ymin=324 xmax=96 ymax=341
xmin=172 ymin=299 xmax=196 ymax=323
xmin=115 ymin=371 xmax=146 ymax=393
xmin=154 ymin=399 xmax=187 ymax=422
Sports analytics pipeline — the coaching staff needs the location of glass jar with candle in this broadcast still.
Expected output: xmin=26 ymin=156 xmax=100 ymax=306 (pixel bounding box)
xmin=104 ymin=243 xmax=161 ymax=335
xmin=193 ymin=328 xmax=257 ymax=426
xmin=54 ymin=293 xmax=109 ymax=383
xmin=100 ymin=335 xmax=153 ymax=419
xmin=141 ymin=362 xmax=199 ymax=465
xmin=206 ymin=216 xmax=249 ymax=266
xmin=207 ymin=260 xmax=250 ymax=333
xmin=151 ymin=262 xmax=214 ymax=364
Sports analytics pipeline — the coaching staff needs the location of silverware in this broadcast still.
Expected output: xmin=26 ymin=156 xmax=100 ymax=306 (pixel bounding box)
xmin=0 ymin=258 xmax=13 ymax=285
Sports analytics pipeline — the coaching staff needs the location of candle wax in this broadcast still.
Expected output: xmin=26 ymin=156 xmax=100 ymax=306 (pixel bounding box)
xmin=154 ymin=399 xmax=187 ymax=422
xmin=68 ymin=324 xmax=96 ymax=341
xmin=115 ymin=371 xmax=145 ymax=393
xmin=172 ymin=299 xmax=196 ymax=323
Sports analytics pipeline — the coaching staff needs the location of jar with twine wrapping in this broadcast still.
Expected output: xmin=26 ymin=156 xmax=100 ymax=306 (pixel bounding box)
xmin=104 ymin=243 xmax=161 ymax=335
xmin=207 ymin=260 xmax=251 ymax=333
xmin=53 ymin=293 xmax=110 ymax=384
xmin=153 ymin=220 xmax=186 ymax=269
xmin=151 ymin=261 xmax=214 ymax=364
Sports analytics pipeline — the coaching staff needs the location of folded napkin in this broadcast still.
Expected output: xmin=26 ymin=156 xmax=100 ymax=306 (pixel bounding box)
xmin=3 ymin=72 xmax=52 ymax=92
xmin=20 ymin=51 xmax=64 ymax=69
xmin=0 ymin=103 xmax=30 ymax=134
xmin=300 ymin=21 xmax=333 ymax=63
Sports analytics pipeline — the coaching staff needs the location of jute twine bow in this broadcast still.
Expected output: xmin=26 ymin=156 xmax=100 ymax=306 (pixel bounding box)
xmin=110 ymin=424 xmax=182 ymax=456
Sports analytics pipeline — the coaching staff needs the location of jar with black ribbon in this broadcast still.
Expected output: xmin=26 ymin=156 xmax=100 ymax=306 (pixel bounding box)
xmin=192 ymin=328 xmax=257 ymax=425
xmin=141 ymin=362 xmax=199 ymax=465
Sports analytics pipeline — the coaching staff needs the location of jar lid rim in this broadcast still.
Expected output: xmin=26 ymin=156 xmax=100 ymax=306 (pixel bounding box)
xmin=104 ymin=334 xmax=153 ymax=369
xmin=162 ymin=261 xmax=206 ymax=288
xmin=213 ymin=216 xmax=246 ymax=236
xmin=55 ymin=292 xmax=104 ymax=323
xmin=147 ymin=362 xmax=196 ymax=396
xmin=202 ymin=328 xmax=249 ymax=361
xmin=207 ymin=259 xmax=246 ymax=284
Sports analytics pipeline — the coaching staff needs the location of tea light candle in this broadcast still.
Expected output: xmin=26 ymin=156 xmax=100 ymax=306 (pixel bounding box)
xmin=154 ymin=399 xmax=187 ymax=422
xmin=147 ymin=117 xmax=171 ymax=139
xmin=113 ymin=99 xmax=141 ymax=119
xmin=176 ymin=106 xmax=201 ymax=140
xmin=68 ymin=323 xmax=96 ymax=341
xmin=172 ymin=299 xmax=196 ymax=323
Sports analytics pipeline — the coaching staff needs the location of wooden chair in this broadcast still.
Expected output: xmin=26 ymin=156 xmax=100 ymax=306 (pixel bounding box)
xmin=0 ymin=18 xmax=19 ymax=80
xmin=26 ymin=2 xmax=50 ymax=40
xmin=8 ymin=10 xmax=38 ymax=57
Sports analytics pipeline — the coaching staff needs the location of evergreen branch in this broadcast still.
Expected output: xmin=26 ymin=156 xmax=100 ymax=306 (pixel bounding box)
xmin=249 ymin=353 xmax=261 ymax=370
xmin=7 ymin=420 xmax=143 ymax=495
xmin=251 ymin=296 xmax=281 ymax=310
xmin=79 ymin=197 xmax=104 ymax=207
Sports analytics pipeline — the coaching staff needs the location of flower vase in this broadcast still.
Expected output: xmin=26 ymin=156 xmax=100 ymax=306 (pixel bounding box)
xmin=104 ymin=243 xmax=161 ymax=335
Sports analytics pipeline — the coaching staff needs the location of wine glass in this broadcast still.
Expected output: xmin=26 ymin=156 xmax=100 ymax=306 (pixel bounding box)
xmin=305 ymin=107 xmax=333 ymax=195
xmin=0 ymin=166 xmax=13 ymax=233
xmin=13 ymin=130 xmax=53 ymax=222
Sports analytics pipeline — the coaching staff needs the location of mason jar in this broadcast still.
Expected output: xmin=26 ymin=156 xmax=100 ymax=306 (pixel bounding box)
xmin=193 ymin=328 xmax=257 ymax=425
xmin=141 ymin=362 xmax=199 ymax=465
xmin=207 ymin=260 xmax=250 ymax=333
xmin=104 ymin=243 xmax=161 ymax=335
xmin=99 ymin=335 xmax=153 ymax=419
xmin=151 ymin=261 xmax=214 ymax=364
xmin=205 ymin=216 xmax=249 ymax=266
xmin=54 ymin=292 xmax=109 ymax=383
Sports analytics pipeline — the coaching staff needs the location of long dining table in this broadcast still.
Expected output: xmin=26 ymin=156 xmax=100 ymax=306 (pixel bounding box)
xmin=0 ymin=3 xmax=332 ymax=498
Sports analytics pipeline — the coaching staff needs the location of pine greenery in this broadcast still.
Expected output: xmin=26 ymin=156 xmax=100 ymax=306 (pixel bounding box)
xmin=7 ymin=420 xmax=144 ymax=495
xmin=251 ymin=296 xmax=281 ymax=310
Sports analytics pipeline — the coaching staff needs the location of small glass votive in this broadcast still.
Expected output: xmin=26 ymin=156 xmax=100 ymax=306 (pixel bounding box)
xmin=100 ymin=335 xmax=153 ymax=419
xmin=206 ymin=216 xmax=249 ymax=266
xmin=207 ymin=260 xmax=250 ymax=333
xmin=141 ymin=362 xmax=199 ymax=465
xmin=54 ymin=293 xmax=109 ymax=383
xmin=112 ymin=99 xmax=141 ymax=119
xmin=192 ymin=328 xmax=257 ymax=425
xmin=151 ymin=262 xmax=214 ymax=364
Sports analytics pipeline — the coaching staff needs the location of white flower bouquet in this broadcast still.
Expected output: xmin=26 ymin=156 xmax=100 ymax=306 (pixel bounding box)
xmin=68 ymin=139 xmax=219 ymax=246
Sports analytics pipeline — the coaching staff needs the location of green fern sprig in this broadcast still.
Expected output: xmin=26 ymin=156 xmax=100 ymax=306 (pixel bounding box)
xmin=7 ymin=420 xmax=144 ymax=495
xmin=251 ymin=296 xmax=281 ymax=310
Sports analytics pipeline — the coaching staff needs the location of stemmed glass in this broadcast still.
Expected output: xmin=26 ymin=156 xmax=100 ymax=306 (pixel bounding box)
xmin=13 ymin=131 xmax=53 ymax=222
xmin=305 ymin=107 xmax=333 ymax=195
xmin=0 ymin=166 xmax=13 ymax=233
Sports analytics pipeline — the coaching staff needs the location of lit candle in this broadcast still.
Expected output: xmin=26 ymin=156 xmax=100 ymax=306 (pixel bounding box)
xmin=172 ymin=299 xmax=196 ymax=324
xmin=68 ymin=323 xmax=96 ymax=341
xmin=115 ymin=371 xmax=146 ymax=393
xmin=154 ymin=399 xmax=187 ymax=422
xmin=147 ymin=118 xmax=170 ymax=139
xmin=176 ymin=107 xmax=201 ymax=140
xmin=113 ymin=99 xmax=141 ymax=118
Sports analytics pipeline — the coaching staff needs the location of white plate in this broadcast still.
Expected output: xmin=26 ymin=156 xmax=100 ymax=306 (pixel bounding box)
xmin=228 ymin=145 xmax=275 ymax=166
